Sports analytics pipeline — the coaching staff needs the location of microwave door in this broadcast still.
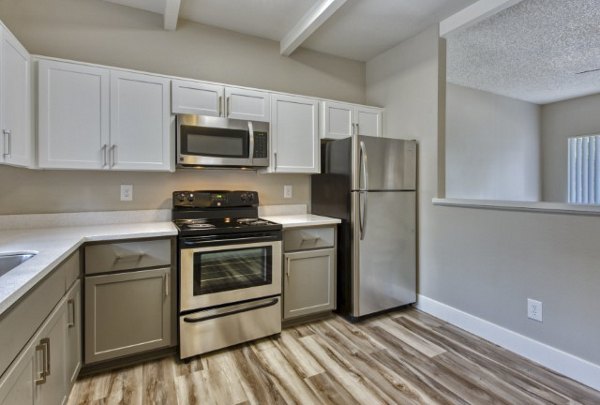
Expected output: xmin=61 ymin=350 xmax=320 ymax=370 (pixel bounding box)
xmin=177 ymin=116 xmax=254 ymax=167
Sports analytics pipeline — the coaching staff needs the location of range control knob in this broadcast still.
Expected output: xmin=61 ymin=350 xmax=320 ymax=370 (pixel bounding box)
xmin=240 ymin=193 xmax=248 ymax=202
xmin=248 ymin=193 xmax=255 ymax=202
xmin=187 ymin=193 xmax=194 ymax=202
xmin=177 ymin=193 xmax=185 ymax=202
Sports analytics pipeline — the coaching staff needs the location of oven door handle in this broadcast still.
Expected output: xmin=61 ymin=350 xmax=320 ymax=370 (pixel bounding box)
xmin=183 ymin=297 xmax=279 ymax=323
xmin=181 ymin=235 xmax=278 ymax=247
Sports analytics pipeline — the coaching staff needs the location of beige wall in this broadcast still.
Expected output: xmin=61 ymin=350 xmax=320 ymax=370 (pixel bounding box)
xmin=366 ymin=25 xmax=600 ymax=366
xmin=446 ymin=83 xmax=541 ymax=201
xmin=541 ymin=93 xmax=600 ymax=202
xmin=0 ymin=0 xmax=367 ymax=215
xmin=0 ymin=166 xmax=309 ymax=214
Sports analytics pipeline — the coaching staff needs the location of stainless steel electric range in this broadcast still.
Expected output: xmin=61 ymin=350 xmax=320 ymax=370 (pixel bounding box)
xmin=172 ymin=190 xmax=282 ymax=359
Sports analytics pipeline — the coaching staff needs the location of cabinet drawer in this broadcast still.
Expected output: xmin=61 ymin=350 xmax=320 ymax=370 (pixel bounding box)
xmin=284 ymin=227 xmax=335 ymax=251
xmin=85 ymin=239 xmax=171 ymax=275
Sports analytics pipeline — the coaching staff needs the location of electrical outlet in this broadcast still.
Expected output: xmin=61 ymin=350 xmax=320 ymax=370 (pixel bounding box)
xmin=120 ymin=185 xmax=133 ymax=201
xmin=527 ymin=298 xmax=543 ymax=322
xmin=284 ymin=185 xmax=293 ymax=199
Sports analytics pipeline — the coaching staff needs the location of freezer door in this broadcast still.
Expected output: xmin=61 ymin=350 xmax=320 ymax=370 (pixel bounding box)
xmin=352 ymin=136 xmax=416 ymax=191
xmin=351 ymin=191 xmax=416 ymax=317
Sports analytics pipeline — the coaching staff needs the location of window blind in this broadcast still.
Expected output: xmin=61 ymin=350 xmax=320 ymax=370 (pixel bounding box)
xmin=568 ymin=135 xmax=600 ymax=204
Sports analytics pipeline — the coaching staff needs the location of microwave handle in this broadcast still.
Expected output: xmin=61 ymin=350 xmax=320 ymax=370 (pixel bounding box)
xmin=248 ymin=121 xmax=255 ymax=161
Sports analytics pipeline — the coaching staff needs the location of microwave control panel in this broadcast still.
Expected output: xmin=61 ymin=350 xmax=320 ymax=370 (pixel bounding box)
xmin=253 ymin=132 xmax=268 ymax=159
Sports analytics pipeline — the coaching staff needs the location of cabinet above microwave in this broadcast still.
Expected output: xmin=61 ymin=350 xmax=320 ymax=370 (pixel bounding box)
xmin=171 ymin=80 xmax=271 ymax=123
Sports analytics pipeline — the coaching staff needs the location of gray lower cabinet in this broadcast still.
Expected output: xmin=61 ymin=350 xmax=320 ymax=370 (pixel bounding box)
xmin=282 ymin=225 xmax=337 ymax=321
xmin=283 ymin=245 xmax=336 ymax=320
xmin=0 ymin=254 xmax=81 ymax=405
xmin=0 ymin=287 xmax=77 ymax=405
xmin=84 ymin=267 xmax=172 ymax=364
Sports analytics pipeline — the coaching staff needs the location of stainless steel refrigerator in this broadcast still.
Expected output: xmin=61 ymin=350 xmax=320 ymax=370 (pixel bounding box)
xmin=312 ymin=135 xmax=417 ymax=320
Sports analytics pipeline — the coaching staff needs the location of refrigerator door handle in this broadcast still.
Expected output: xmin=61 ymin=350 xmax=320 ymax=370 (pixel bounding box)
xmin=359 ymin=141 xmax=369 ymax=239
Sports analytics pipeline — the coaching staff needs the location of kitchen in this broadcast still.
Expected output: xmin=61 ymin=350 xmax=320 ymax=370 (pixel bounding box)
xmin=1 ymin=0 xmax=600 ymax=404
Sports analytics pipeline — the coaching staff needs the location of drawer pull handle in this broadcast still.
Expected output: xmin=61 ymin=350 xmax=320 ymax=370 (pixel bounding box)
xmin=112 ymin=252 xmax=146 ymax=266
xmin=300 ymin=237 xmax=321 ymax=244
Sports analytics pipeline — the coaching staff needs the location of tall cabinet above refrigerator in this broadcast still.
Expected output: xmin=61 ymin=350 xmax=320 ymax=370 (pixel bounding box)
xmin=312 ymin=135 xmax=417 ymax=320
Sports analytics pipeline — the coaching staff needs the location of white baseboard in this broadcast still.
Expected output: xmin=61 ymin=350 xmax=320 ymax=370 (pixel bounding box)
xmin=416 ymin=295 xmax=600 ymax=392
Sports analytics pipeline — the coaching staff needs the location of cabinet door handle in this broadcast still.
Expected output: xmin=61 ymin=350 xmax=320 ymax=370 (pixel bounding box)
xmin=102 ymin=144 xmax=108 ymax=167
xmin=34 ymin=340 xmax=47 ymax=385
xmin=164 ymin=273 xmax=170 ymax=297
xmin=218 ymin=96 xmax=223 ymax=116
xmin=110 ymin=145 xmax=117 ymax=167
xmin=286 ymin=257 xmax=290 ymax=278
xmin=2 ymin=129 xmax=10 ymax=158
xmin=226 ymin=96 xmax=230 ymax=117
xmin=67 ymin=299 xmax=75 ymax=327
xmin=274 ymin=152 xmax=278 ymax=170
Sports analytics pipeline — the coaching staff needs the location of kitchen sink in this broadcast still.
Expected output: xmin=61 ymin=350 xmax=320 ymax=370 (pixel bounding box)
xmin=0 ymin=252 xmax=37 ymax=277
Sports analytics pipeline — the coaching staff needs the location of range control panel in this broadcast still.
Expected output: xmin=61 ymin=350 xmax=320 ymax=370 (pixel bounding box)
xmin=172 ymin=190 xmax=259 ymax=208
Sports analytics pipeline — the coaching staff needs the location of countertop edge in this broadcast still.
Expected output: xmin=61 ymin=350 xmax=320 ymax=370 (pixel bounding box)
xmin=0 ymin=223 xmax=178 ymax=317
xmin=262 ymin=214 xmax=342 ymax=229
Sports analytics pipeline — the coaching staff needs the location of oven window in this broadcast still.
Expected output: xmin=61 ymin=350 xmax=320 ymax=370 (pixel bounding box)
xmin=193 ymin=247 xmax=272 ymax=295
xmin=180 ymin=125 xmax=248 ymax=158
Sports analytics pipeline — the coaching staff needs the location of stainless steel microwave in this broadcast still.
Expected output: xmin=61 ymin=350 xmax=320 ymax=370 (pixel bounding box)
xmin=176 ymin=115 xmax=269 ymax=168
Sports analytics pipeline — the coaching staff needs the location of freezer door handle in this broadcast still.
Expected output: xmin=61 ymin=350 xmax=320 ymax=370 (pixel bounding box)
xmin=359 ymin=141 xmax=369 ymax=240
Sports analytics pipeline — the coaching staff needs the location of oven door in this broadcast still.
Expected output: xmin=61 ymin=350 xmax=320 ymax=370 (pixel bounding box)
xmin=180 ymin=237 xmax=282 ymax=312
xmin=177 ymin=115 xmax=258 ymax=167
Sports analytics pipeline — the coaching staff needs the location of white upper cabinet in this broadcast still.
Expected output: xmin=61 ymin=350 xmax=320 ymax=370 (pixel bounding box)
xmin=225 ymin=87 xmax=270 ymax=122
xmin=320 ymin=101 xmax=353 ymax=140
xmin=38 ymin=60 xmax=110 ymax=170
xmin=320 ymin=101 xmax=383 ymax=139
xmin=172 ymin=80 xmax=270 ymax=122
xmin=356 ymin=106 xmax=383 ymax=138
xmin=270 ymin=94 xmax=319 ymax=173
xmin=171 ymin=80 xmax=223 ymax=117
xmin=38 ymin=59 xmax=173 ymax=171
xmin=110 ymin=71 xmax=172 ymax=171
xmin=0 ymin=26 xmax=32 ymax=167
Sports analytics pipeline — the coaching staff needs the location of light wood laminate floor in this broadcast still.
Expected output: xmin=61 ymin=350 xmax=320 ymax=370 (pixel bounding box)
xmin=67 ymin=308 xmax=600 ymax=404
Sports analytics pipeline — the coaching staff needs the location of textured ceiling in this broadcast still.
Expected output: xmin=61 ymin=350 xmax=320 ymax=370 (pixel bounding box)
xmin=446 ymin=0 xmax=600 ymax=105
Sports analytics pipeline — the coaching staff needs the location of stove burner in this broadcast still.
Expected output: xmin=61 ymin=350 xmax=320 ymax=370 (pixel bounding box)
xmin=237 ymin=218 xmax=269 ymax=226
xmin=187 ymin=223 xmax=217 ymax=230
xmin=177 ymin=219 xmax=217 ymax=230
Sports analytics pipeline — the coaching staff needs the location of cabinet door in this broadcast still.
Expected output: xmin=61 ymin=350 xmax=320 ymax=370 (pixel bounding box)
xmin=271 ymin=94 xmax=319 ymax=173
xmin=355 ymin=106 xmax=383 ymax=137
xmin=171 ymin=79 xmax=223 ymax=116
xmin=35 ymin=299 xmax=68 ymax=405
xmin=0 ymin=27 xmax=31 ymax=167
xmin=0 ymin=343 xmax=35 ymax=405
xmin=64 ymin=280 xmax=81 ymax=388
xmin=224 ymin=87 xmax=270 ymax=122
xmin=38 ymin=60 xmax=110 ymax=169
xmin=110 ymin=71 xmax=172 ymax=171
xmin=85 ymin=267 xmax=172 ymax=364
xmin=320 ymin=101 xmax=353 ymax=140
xmin=283 ymin=248 xmax=335 ymax=320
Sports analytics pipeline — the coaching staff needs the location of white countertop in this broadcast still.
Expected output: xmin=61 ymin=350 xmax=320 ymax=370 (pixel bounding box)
xmin=0 ymin=222 xmax=177 ymax=316
xmin=262 ymin=214 xmax=341 ymax=228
